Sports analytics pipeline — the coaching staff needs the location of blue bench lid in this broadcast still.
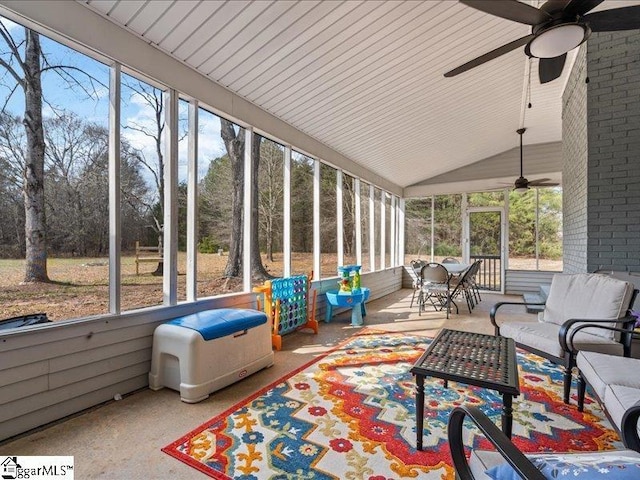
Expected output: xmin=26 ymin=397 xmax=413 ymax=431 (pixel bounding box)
xmin=167 ymin=308 xmax=268 ymax=341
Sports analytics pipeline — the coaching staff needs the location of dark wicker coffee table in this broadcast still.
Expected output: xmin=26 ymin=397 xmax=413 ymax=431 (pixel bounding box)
xmin=410 ymin=329 xmax=519 ymax=450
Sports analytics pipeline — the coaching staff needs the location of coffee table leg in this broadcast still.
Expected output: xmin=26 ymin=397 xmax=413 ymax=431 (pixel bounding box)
xmin=501 ymin=394 xmax=513 ymax=439
xmin=415 ymin=375 xmax=425 ymax=450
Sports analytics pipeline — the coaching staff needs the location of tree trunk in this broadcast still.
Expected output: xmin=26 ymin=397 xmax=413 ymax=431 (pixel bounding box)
xmin=22 ymin=30 xmax=49 ymax=283
xmin=250 ymin=135 xmax=270 ymax=281
xmin=221 ymin=119 xmax=244 ymax=278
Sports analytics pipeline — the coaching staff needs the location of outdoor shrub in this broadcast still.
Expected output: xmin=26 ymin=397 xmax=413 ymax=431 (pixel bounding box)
xmin=198 ymin=237 xmax=219 ymax=254
xmin=435 ymin=243 xmax=460 ymax=257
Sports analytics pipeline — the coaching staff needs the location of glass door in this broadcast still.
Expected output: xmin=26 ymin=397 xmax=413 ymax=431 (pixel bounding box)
xmin=465 ymin=209 xmax=504 ymax=292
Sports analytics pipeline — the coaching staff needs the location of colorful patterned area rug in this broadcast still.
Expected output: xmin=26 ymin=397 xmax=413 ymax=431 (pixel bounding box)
xmin=162 ymin=330 xmax=623 ymax=479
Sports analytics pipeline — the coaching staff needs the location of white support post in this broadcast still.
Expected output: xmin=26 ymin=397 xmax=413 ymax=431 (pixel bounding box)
xmin=430 ymin=196 xmax=435 ymax=262
xmin=336 ymin=169 xmax=344 ymax=267
xmin=243 ymin=127 xmax=253 ymax=291
xmin=355 ymin=178 xmax=362 ymax=266
xmin=504 ymin=188 xmax=510 ymax=271
xmin=535 ymin=188 xmax=540 ymax=270
xmin=380 ymin=191 xmax=386 ymax=270
xmin=398 ymin=197 xmax=405 ymax=266
xmin=163 ymin=88 xmax=179 ymax=306
xmin=186 ymin=99 xmax=198 ymax=302
xmin=369 ymin=184 xmax=375 ymax=272
xmin=108 ymin=63 xmax=121 ymax=314
xmin=390 ymin=195 xmax=396 ymax=267
xmin=313 ymin=159 xmax=321 ymax=279
xmin=283 ymin=145 xmax=291 ymax=277
xmin=462 ymin=193 xmax=468 ymax=264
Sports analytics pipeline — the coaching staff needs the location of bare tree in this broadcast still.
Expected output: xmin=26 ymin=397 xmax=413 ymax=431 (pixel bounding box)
xmin=0 ymin=29 xmax=50 ymax=282
xmin=0 ymin=23 xmax=104 ymax=282
xmin=121 ymin=80 xmax=165 ymax=251
xmin=257 ymin=138 xmax=283 ymax=262
xmin=219 ymin=119 xmax=270 ymax=283
xmin=220 ymin=119 xmax=244 ymax=279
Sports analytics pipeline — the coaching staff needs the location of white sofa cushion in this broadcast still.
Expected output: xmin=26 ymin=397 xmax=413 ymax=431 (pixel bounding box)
xmin=577 ymin=351 xmax=640 ymax=401
xmin=500 ymin=322 xmax=625 ymax=359
xmin=604 ymin=384 xmax=640 ymax=437
xmin=541 ymin=274 xmax=634 ymax=339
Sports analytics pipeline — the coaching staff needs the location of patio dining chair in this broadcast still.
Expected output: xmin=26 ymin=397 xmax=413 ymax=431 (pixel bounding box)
xmin=467 ymin=259 xmax=483 ymax=305
xmin=418 ymin=263 xmax=454 ymax=319
xmin=409 ymin=259 xmax=428 ymax=308
xmin=449 ymin=265 xmax=475 ymax=312
xmin=448 ymin=404 xmax=640 ymax=480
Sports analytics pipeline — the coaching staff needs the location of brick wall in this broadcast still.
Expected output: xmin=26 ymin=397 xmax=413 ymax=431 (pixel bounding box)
xmin=585 ymin=32 xmax=640 ymax=272
xmin=562 ymin=45 xmax=588 ymax=274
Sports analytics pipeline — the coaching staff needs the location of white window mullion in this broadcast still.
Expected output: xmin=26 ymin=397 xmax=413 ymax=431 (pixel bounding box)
xmin=336 ymin=169 xmax=344 ymax=266
xmin=398 ymin=197 xmax=405 ymax=266
xmin=283 ymin=146 xmax=291 ymax=277
xmin=390 ymin=195 xmax=396 ymax=267
xmin=243 ymin=128 xmax=253 ymax=291
xmin=369 ymin=184 xmax=375 ymax=272
xmin=313 ymin=159 xmax=321 ymax=279
xmin=535 ymin=188 xmax=540 ymax=270
xmin=355 ymin=178 xmax=362 ymax=266
xmin=430 ymin=196 xmax=435 ymax=262
xmin=186 ymin=99 xmax=198 ymax=301
xmin=163 ymin=88 xmax=179 ymax=306
xmin=108 ymin=63 xmax=121 ymax=314
xmin=380 ymin=191 xmax=386 ymax=270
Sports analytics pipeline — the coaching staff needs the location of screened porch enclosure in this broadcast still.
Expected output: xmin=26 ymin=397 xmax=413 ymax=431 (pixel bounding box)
xmin=1 ymin=0 xmax=638 ymax=450
xmin=404 ymin=188 xmax=563 ymax=294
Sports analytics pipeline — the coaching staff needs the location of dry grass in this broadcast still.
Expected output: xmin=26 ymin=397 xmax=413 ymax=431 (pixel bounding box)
xmin=0 ymin=252 xmax=329 ymax=321
xmin=0 ymin=253 xmax=561 ymax=322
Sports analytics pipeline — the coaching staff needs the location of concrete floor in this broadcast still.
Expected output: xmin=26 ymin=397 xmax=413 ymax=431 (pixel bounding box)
xmin=0 ymin=289 xmax=535 ymax=479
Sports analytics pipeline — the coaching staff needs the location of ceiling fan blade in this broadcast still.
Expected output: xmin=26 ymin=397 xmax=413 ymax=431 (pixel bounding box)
xmin=584 ymin=7 xmax=640 ymax=32
xmin=529 ymin=179 xmax=559 ymax=187
xmin=444 ymin=34 xmax=534 ymax=77
xmin=539 ymin=0 xmax=573 ymax=15
xmin=564 ymin=0 xmax=604 ymax=17
xmin=539 ymin=54 xmax=566 ymax=84
xmin=460 ymin=0 xmax=551 ymax=26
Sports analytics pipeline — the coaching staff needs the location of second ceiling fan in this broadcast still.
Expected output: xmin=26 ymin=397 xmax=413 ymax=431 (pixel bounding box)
xmin=512 ymin=127 xmax=558 ymax=192
xmin=445 ymin=0 xmax=640 ymax=83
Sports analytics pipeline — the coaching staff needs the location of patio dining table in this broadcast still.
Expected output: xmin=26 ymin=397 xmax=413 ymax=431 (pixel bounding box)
xmin=443 ymin=263 xmax=469 ymax=276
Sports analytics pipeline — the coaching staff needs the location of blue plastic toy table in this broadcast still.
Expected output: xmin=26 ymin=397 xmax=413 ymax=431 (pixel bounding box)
xmin=324 ymin=287 xmax=370 ymax=326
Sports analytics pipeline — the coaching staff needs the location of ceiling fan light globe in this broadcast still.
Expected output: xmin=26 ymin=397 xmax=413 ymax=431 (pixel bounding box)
xmin=514 ymin=186 xmax=530 ymax=193
xmin=527 ymin=24 xmax=588 ymax=58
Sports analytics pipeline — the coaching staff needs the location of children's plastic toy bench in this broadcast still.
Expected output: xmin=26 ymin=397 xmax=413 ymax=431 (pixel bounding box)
xmin=148 ymin=308 xmax=274 ymax=403
xmin=253 ymin=274 xmax=318 ymax=350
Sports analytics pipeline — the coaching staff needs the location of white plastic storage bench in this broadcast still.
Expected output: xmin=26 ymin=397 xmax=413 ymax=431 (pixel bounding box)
xmin=148 ymin=308 xmax=274 ymax=403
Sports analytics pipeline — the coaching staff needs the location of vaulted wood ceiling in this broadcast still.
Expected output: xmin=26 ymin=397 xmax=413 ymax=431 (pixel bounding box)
xmin=5 ymin=0 xmax=639 ymax=195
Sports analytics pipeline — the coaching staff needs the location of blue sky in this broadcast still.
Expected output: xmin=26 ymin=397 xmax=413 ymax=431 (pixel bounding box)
xmin=0 ymin=15 xmax=227 ymax=184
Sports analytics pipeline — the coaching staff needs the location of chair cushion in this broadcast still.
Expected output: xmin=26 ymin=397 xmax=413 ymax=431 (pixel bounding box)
xmin=500 ymin=322 xmax=624 ymax=359
xmin=483 ymin=451 xmax=640 ymax=480
xmin=603 ymin=384 xmax=640 ymax=437
xmin=577 ymin=351 xmax=640 ymax=401
xmin=542 ymin=274 xmax=634 ymax=339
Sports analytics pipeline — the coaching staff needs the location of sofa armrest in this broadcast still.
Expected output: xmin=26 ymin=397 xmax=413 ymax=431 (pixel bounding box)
xmin=490 ymin=301 xmax=544 ymax=336
xmin=448 ymin=405 xmax=545 ymax=480
xmin=622 ymin=401 xmax=640 ymax=452
xmin=559 ymin=316 xmax=637 ymax=354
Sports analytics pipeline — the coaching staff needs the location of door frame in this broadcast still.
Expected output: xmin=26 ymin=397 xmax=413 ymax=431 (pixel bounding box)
xmin=463 ymin=206 xmax=506 ymax=294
